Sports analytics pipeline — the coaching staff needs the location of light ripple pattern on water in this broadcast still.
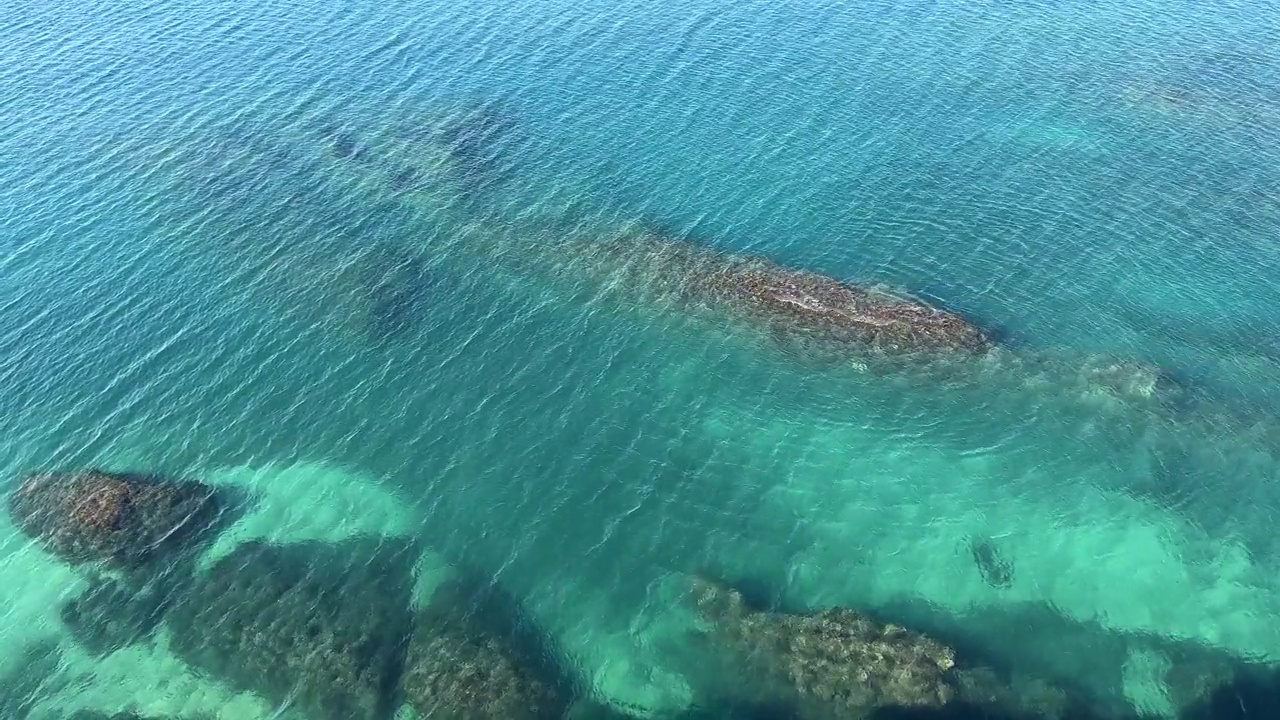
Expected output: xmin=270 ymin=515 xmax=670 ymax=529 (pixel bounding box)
xmin=3 ymin=0 xmax=1280 ymax=718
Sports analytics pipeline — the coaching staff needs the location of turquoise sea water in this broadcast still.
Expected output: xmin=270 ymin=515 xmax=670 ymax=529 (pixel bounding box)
xmin=3 ymin=0 xmax=1280 ymax=717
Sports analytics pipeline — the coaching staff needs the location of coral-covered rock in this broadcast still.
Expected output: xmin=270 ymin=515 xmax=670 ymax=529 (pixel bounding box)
xmin=401 ymin=576 xmax=573 ymax=720
xmin=8 ymin=470 xmax=228 ymax=570
xmin=688 ymin=576 xmax=957 ymax=719
xmin=166 ymin=538 xmax=416 ymax=720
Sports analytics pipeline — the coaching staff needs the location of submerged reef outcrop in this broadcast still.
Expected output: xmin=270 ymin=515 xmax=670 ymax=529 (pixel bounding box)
xmin=362 ymin=243 xmax=433 ymax=345
xmin=683 ymin=577 xmax=1079 ymax=720
xmin=166 ymin=537 xmax=417 ymax=720
xmin=687 ymin=575 xmax=957 ymax=718
xmin=308 ymin=102 xmax=985 ymax=360
xmin=401 ymin=573 xmax=575 ymax=719
xmin=60 ymin=572 xmax=172 ymax=656
xmin=316 ymin=98 xmax=518 ymax=202
xmin=554 ymin=228 xmax=990 ymax=361
xmin=7 ymin=470 xmax=228 ymax=571
xmin=698 ymin=254 xmax=988 ymax=355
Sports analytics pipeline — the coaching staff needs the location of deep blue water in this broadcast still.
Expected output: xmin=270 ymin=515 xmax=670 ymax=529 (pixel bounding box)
xmin=2 ymin=0 xmax=1280 ymax=717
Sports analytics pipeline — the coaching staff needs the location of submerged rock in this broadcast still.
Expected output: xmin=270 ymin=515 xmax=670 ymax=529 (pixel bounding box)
xmin=166 ymin=537 xmax=416 ymax=720
xmin=699 ymin=256 xmax=989 ymax=355
xmin=562 ymin=231 xmax=989 ymax=361
xmin=8 ymin=470 xmax=228 ymax=570
xmin=401 ymin=574 xmax=574 ymax=720
xmin=687 ymin=576 xmax=957 ymax=718
xmin=60 ymin=573 xmax=171 ymax=656
xmin=684 ymin=577 xmax=1088 ymax=720
xmin=363 ymin=245 xmax=433 ymax=345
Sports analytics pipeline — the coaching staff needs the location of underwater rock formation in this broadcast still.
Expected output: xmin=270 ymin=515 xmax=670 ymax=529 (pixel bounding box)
xmin=699 ymin=254 xmax=988 ymax=355
xmin=239 ymin=102 xmax=990 ymax=364
xmin=687 ymin=575 xmax=958 ymax=718
xmin=558 ymin=229 xmax=990 ymax=360
xmin=60 ymin=572 xmax=171 ymax=656
xmin=362 ymin=244 xmax=433 ymax=345
xmin=316 ymin=99 xmax=517 ymax=202
xmin=684 ymin=577 xmax=1086 ymax=720
xmin=7 ymin=470 xmax=228 ymax=570
xmin=166 ymin=537 xmax=416 ymax=720
xmin=401 ymin=574 xmax=574 ymax=720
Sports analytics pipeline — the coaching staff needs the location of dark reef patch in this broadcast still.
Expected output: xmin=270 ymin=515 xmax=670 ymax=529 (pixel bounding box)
xmin=401 ymin=571 xmax=577 ymax=719
xmin=166 ymin=537 xmax=417 ymax=720
xmin=361 ymin=244 xmax=433 ymax=345
xmin=60 ymin=572 xmax=172 ymax=656
xmin=677 ymin=576 xmax=1107 ymax=720
xmin=968 ymin=538 xmax=1014 ymax=589
xmin=564 ymin=230 xmax=991 ymax=362
xmin=7 ymin=470 xmax=233 ymax=571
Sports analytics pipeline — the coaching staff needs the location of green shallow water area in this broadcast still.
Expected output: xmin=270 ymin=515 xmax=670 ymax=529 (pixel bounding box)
xmin=4 ymin=0 xmax=1280 ymax=718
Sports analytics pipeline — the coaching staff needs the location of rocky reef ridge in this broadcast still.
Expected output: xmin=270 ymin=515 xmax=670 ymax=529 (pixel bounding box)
xmin=8 ymin=470 xmax=228 ymax=570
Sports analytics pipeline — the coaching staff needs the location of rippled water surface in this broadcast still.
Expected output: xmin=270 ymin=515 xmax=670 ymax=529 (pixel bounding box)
xmin=3 ymin=0 xmax=1280 ymax=717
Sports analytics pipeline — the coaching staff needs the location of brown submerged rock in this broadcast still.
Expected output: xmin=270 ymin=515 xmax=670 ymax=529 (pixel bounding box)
xmin=688 ymin=576 xmax=957 ymax=718
xmin=685 ymin=577 xmax=1086 ymax=719
xmin=401 ymin=576 xmax=573 ymax=720
xmin=166 ymin=538 xmax=416 ymax=720
xmin=562 ymin=230 xmax=989 ymax=359
xmin=8 ymin=470 xmax=227 ymax=570
xmin=700 ymin=256 xmax=989 ymax=355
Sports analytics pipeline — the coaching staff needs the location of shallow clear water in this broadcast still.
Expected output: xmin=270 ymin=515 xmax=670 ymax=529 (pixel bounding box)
xmin=2 ymin=0 xmax=1280 ymax=717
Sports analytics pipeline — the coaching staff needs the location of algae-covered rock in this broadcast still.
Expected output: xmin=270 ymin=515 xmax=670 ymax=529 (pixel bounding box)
xmin=166 ymin=537 xmax=417 ymax=720
xmin=699 ymin=256 xmax=989 ymax=355
xmin=8 ymin=470 xmax=229 ymax=570
xmin=401 ymin=575 xmax=574 ymax=719
xmin=561 ymin=230 xmax=989 ymax=361
xmin=688 ymin=576 xmax=957 ymax=718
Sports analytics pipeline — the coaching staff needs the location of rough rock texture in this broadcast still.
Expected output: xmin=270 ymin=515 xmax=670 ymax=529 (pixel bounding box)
xmin=401 ymin=575 xmax=573 ymax=720
xmin=8 ymin=470 xmax=228 ymax=570
xmin=700 ymin=256 xmax=988 ymax=355
xmin=563 ymin=231 xmax=989 ymax=360
xmin=60 ymin=573 xmax=171 ymax=656
xmin=688 ymin=576 xmax=957 ymax=719
xmin=166 ymin=538 xmax=416 ymax=720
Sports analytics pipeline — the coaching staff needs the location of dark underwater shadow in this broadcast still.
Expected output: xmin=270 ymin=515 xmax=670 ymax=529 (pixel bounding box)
xmin=422 ymin=565 xmax=586 ymax=706
xmin=362 ymin=244 xmax=434 ymax=347
xmin=1177 ymin=663 xmax=1280 ymax=720
xmin=0 ymin=639 xmax=64 ymax=720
